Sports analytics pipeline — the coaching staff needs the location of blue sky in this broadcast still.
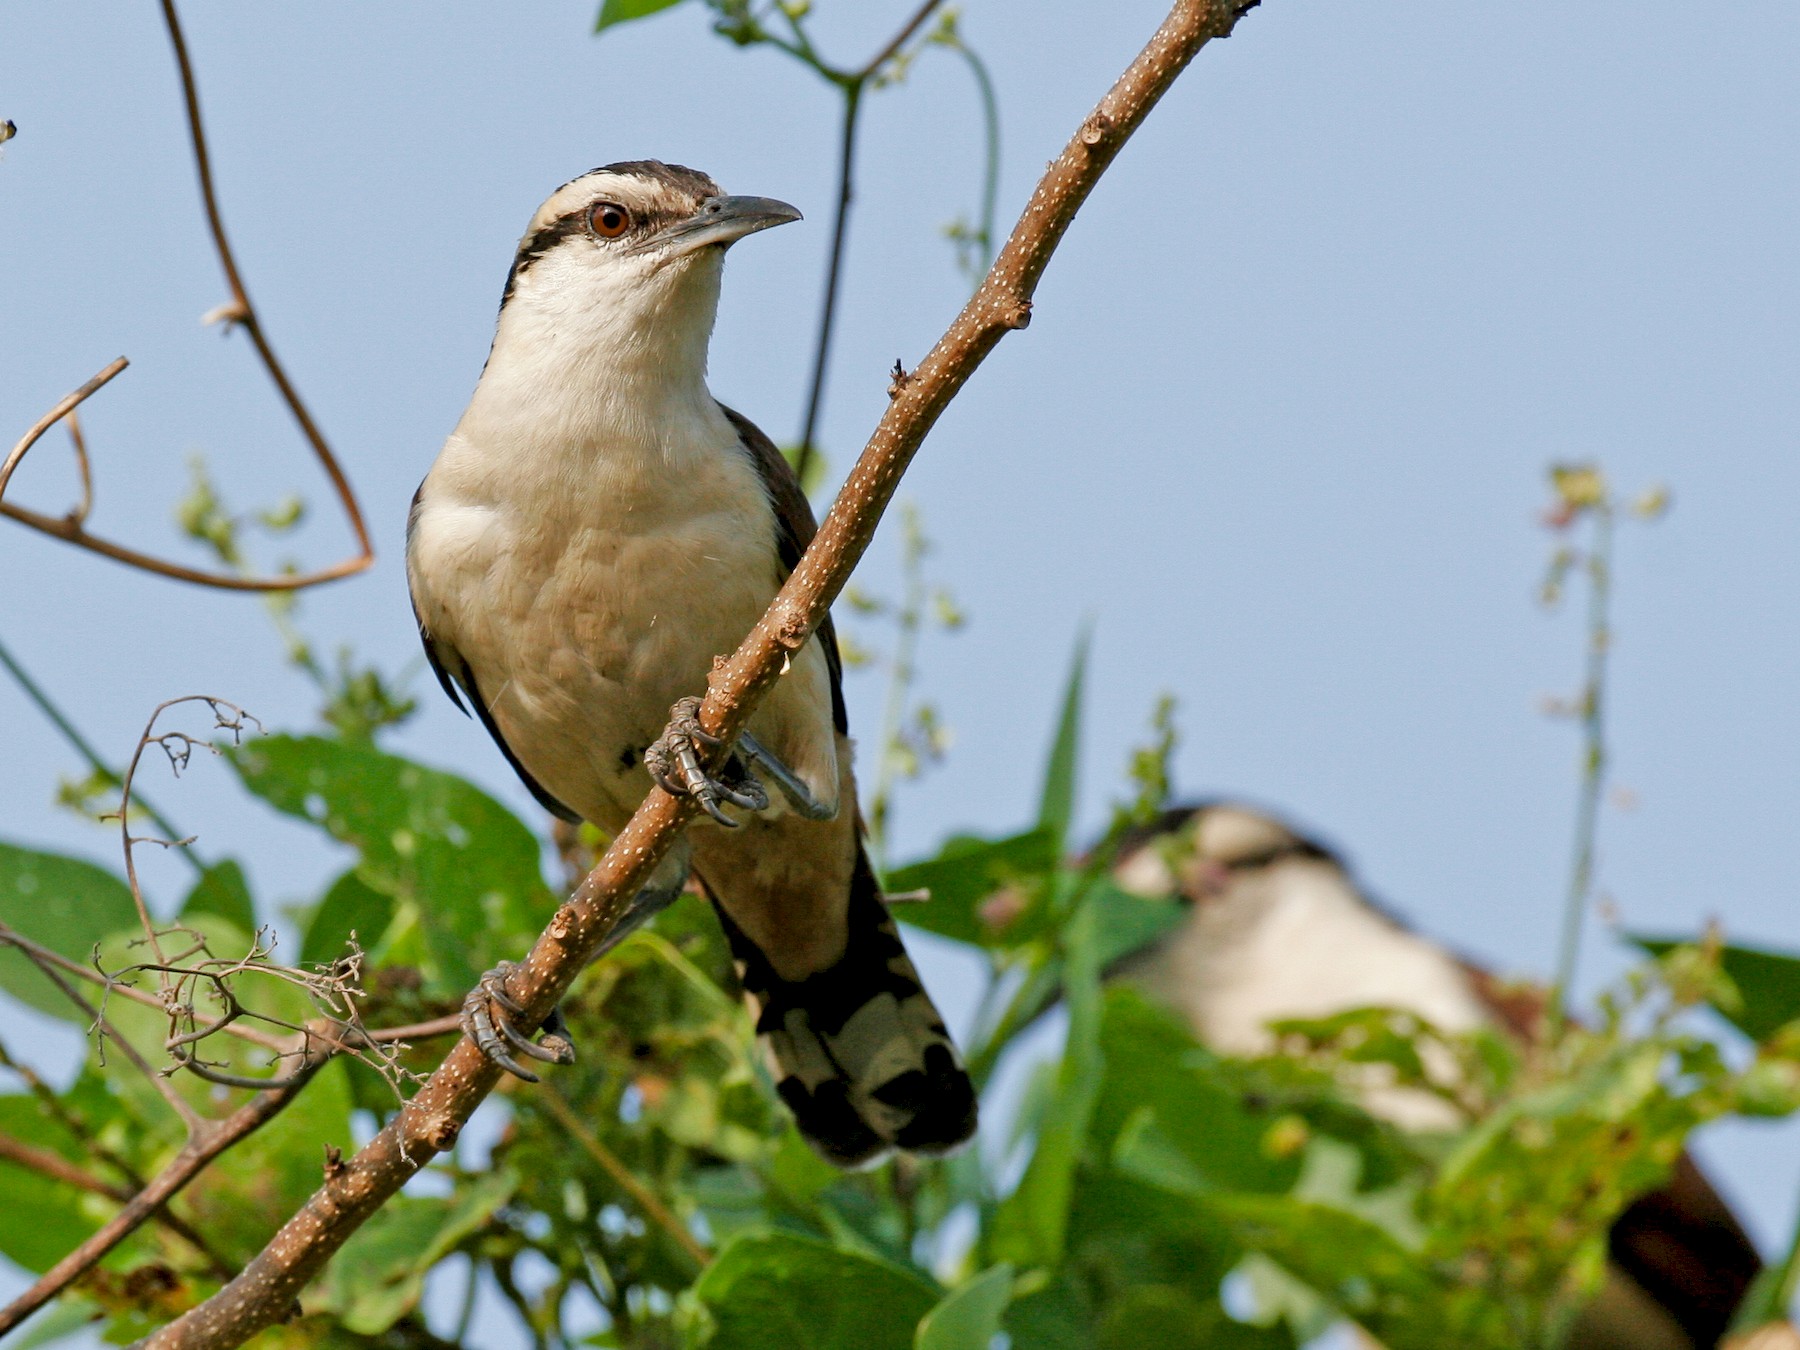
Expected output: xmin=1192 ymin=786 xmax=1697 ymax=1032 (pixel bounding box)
xmin=3 ymin=0 xmax=1798 ymax=1316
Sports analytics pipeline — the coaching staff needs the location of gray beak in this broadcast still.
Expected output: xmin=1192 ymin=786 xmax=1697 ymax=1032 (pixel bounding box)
xmin=655 ymin=194 xmax=803 ymax=256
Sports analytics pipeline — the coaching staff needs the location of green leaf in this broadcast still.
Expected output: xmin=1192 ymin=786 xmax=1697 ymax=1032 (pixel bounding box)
xmin=0 ymin=1094 xmax=103 ymax=1272
xmin=884 ymin=827 xmax=1059 ymax=947
xmin=0 ymin=840 xmax=138 ymax=1020
xmin=311 ymin=1170 xmax=517 ymax=1333
xmin=180 ymin=858 xmax=256 ymax=935
xmin=1087 ymin=879 xmax=1184 ymax=970
xmin=916 ymin=1265 xmax=1013 ymax=1350
xmin=990 ymin=894 xmax=1105 ymax=1268
xmin=595 ymin=0 xmax=687 ymax=33
xmin=229 ymin=736 xmax=555 ymax=990
xmin=692 ymin=1232 xmax=940 ymax=1350
xmin=1035 ymin=629 xmax=1090 ymax=851
xmin=1093 ymin=989 xmax=1300 ymax=1196
xmin=301 ymin=867 xmax=396 ymax=968
xmin=1203 ymin=1194 xmax=1435 ymax=1323
xmin=1632 ymin=933 xmax=1800 ymax=1042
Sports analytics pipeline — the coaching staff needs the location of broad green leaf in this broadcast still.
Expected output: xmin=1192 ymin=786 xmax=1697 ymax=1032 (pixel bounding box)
xmin=310 ymin=1170 xmax=516 ymax=1333
xmin=1203 ymin=1195 xmax=1434 ymax=1321
xmin=229 ymin=736 xmax=555 ymax=990
xmin=1093 ymin=989 xmax=1298 ymax=1196
xmin=0 ymin=840 xmax=138 ymax=1020
xmin=884 ymin=827 xmax=1059 ymax=947
xmin=1632 ymin=933 xmax=1800 ymax=1042
xmin=0 ymin=1094 xmax=103 ymax=1272
xmin=990 ymin=893 xmax=1105 ymax=1267
xmin=916 ymin=1264 xmax=1013 ymax=1350
xmin=1087 ymin=878 xmax=1184 ymax=970
xmin=301 ymin=867 xmax=396 ymax=968
xmin=692 ymin=1232 xmax=939 ymax=1350
xmin=595 ymin=0 xmax=686 ymax=33
xmin=180 ymin=858 xmax=256 ymax=935
xmin=1035 ymin=630 xmax=1090 ymax=851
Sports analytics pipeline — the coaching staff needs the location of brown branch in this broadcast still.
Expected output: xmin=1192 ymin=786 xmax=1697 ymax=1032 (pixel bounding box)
xmin=857 ymin=0 xmax=945 ymax=81
xmin=0 ymin=1037 xmax=329 ymax=1338
xmin=539 ymin=1088 xmax=711 ymax=1272
xmin=0 ymin=0 xmax=374 ymax=593
xmin=135 ymin=3 xmax=1259 ymax=1345
xmin=155 ymin=0 xmax=372 ymax=567
xmin=0 ymin=1132 xmax=231 ymax=1278
xmin=0 ymin=1035 xmax=148 ymax=1190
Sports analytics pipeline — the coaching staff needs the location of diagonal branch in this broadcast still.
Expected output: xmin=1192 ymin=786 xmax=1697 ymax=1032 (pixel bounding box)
xmin=0 ymin=1037 xmax=329 ymax=1338
xmin=0 ymin=0 xmax=373 ymax=593
xmin=0 ymin=1131 xmax=231 ymax=1277
xmin=135 ymin=2 xmax=1260 ymax=1345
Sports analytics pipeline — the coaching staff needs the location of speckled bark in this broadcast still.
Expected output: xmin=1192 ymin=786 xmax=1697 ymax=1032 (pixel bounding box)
xmin=136 ymin=3 xmax=1262 ymax=1345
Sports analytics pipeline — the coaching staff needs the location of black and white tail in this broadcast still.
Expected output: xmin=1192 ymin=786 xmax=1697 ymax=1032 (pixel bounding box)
xmin=713 ymin=850 xmax=977 ymax=1168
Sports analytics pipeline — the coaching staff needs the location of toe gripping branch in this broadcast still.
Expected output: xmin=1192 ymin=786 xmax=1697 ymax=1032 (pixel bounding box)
xmin=643 ymin=696 xmax=768 ymax=827
xmin=461 ymin=961 xmax=576 ymax=1083
xmin=643 ymin=696 xmax=836 ymax=827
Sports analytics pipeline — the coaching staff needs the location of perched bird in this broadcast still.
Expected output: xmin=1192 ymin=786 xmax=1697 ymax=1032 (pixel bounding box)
xmin=1111 ymin=802 xmax=1761 ymax=1350
xmin=406 ymin=161 xmax=976 ymax=1166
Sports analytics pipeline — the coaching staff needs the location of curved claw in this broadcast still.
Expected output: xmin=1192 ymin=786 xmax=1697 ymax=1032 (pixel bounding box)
xmin=646 ymin=696 xmax=768 ymax=827
xmin=461 ymin=963 xmax=576 ymax=1083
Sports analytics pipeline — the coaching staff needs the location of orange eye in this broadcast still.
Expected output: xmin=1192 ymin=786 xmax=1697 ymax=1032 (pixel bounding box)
xmin=589 ymin=202 xmax=631 ymax=238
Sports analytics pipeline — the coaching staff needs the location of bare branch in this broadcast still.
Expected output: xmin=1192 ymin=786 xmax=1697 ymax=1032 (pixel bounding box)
xmin=793 ymin=0 xmax=949 ymax=487
xmin=134 ymin=4 xmax=1260 ymax=1345
xmin=155 ymin=0 xmax=372 ymax=568
xmin=0 ymin=0 xmax=375 ymax=593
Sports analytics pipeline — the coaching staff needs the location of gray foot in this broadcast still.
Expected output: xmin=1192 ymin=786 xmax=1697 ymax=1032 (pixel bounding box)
xmin=461 ymin=962 xmax=576 ymax=1084
xmin=737 ymin=732 xmax=835 ymax=821
xmin=644 ymin=696 xmax=769 ymax=827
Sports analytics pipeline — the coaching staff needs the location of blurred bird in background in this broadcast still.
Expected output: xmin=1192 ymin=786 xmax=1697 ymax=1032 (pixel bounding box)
xmin=1110 ymin=802 xmax=1761 ymax=1350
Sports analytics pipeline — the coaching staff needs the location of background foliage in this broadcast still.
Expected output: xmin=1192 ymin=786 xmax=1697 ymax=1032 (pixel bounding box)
xmin=3 ymin=2 xmax=1800 ymax=1348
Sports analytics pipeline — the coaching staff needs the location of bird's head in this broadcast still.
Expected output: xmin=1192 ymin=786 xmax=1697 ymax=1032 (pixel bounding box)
xmin=494 ymin=161 xmax=801 ymax=362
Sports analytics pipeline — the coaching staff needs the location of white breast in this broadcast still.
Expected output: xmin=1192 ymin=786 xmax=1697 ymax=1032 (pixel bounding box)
xmin=1129 ymin=857 xmax=1491 ymax=1130
xmin=408 ymin=396 xmax=782 ymax=831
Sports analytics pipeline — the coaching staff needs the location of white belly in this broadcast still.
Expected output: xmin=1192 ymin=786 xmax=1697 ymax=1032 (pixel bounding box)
xmin=409 ymin=424 xmax=789 ymax=830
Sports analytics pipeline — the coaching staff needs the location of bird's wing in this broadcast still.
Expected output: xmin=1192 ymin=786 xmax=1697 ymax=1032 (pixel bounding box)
xmin=406 ymin=487 xmax=582 ymax=823
xmin=717 ymin=403 xmax=847 ymax=734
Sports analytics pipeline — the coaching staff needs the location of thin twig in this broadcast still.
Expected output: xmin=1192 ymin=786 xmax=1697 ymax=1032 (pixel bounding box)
xmin=0 ymin=363 xmax=369 ymax=593
xmin=856 ymin=0 xmax=947 ymax=81
xmin=791 ymin=0 xmax=949 ymax=489
xmin=111 ymin=696 xmax=260 ymax=971
xmin=793 ymin=85 xmax=863 ymax=486
xmin=65 ymin=408 xmax=95 ymax=526
xmin=1549 ymin=502 xmax=1614 ymax=1035
xmin=0 ymin=358 xmax=128 ymax=503
xmin=0 ymin=920 xmax=458 ymax=1060
xmin=12 ymin=939 xmax=203 ymax=1131
xmin=154 ymin=0 xmax=372 ymax=568
xmin=136 ymin=5 xmax=1261 ymax=1345
xmin=0 ymin=0 xmax=375 ymax=592
xmin=0 ymin=631 xmax=195 ymax=860
xmin=539 ymin=1088 xmax=710 ymax=1271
